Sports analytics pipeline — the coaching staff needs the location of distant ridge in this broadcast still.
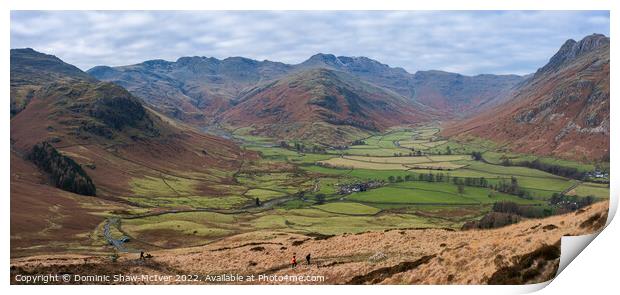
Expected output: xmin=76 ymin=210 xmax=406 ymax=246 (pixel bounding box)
xmin=86 ymin=51 xmax=523 ymax=123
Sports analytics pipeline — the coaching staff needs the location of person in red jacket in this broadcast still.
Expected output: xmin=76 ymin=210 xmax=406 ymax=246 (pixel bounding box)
xmin=291 ymin=255 xmax=298 ymax=269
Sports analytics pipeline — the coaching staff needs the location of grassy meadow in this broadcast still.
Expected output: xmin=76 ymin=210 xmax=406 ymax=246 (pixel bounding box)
xmin=110 ymin=123 xmax=609 ymax=250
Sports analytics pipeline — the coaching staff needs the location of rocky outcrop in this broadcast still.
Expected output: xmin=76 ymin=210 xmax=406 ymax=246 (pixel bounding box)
xmin=87 ymin=83 xmax=156 ymax=133
xmin=444 ymin=34 xmax=609 ymax=161
xmin=539 ymin=34 xmax=610 ymax=74
xmin=487 ymin=243 xmax=560 ymax=284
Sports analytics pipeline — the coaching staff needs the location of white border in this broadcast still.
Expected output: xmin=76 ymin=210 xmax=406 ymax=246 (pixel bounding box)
xmin=3 ymin=1 xmax=618 ymax=294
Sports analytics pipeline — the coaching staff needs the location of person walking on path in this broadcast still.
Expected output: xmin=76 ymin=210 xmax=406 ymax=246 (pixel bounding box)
xmin=291 ymin=255 xmax=298 ymax=269
xmin=306 ymin=253 xmax=311 ymax=266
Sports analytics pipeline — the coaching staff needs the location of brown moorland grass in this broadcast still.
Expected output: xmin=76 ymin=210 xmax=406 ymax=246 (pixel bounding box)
xmin=10 ymin=201 xmax=608 ymax=285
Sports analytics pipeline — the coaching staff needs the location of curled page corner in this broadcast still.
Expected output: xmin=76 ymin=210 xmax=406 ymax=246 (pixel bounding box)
xmin=537 ymin=189 xmax=617 ymax=290
xmin=557 ymin=233 xmax=599 ymax=275
xmin=554 ymin=190 xmax=616 ymax=279
xmin=520 ymin=280 xmax=552 ymax=293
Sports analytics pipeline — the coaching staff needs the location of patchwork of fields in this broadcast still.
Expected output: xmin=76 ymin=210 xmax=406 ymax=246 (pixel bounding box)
xmin=108 ymin=124 xmax=609 ymax=251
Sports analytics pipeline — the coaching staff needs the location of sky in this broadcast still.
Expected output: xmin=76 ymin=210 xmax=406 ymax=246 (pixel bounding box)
xmin=10 ymin=11 xmax=610 ymax=75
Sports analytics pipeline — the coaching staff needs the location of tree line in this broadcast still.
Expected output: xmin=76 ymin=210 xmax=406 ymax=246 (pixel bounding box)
xmin=28 ymin=141 xmax=96 ymax=196
xmin=383 ymin=171 xmax=535 ymax=199
xmin=500 ymin=158 xmax=586 ymax=180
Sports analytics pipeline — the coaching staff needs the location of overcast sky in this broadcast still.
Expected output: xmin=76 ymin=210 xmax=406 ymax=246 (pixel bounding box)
xmin=11 ymin=11 xmax=609 ymax=75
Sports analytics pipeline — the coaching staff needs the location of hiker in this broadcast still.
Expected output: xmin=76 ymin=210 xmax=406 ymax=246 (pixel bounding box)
xmin=306 ymin=253 xmax=311 ymax=266
xmin=139 ymin=251 xmax=145 ymax=260
xmin=256 ymin=197 xmax=261 ymax=207
xmin=291 ymin=255 xmax=298 ymax=269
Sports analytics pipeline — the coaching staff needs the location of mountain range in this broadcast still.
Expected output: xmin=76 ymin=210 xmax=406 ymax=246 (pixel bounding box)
xmin=9 ymin=33 xmax=610 ymax=262
xmin=87 ymin=52 xmax=525 ymax=119
xmin=85 ymin=51 xmax=525 ymax=144
xmin=11 ymin=34 xmax=610 ymax=162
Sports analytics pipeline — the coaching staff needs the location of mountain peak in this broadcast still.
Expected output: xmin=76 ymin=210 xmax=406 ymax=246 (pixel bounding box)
xmin=175 ymin=56 xmax=219 ymax=66
xmin=302 ymin=53 xmax=344 ymax=67
xmin=10 ymin=47 xmax=95 ymax=83
xmin=540 ymin=34 xmax=609 ymax=73
xmin=141 ymin=59 xmax=173 ymax=68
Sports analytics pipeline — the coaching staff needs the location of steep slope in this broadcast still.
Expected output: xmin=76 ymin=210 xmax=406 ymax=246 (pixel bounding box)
xmin=10 ymin=49 xmax=246 ymax=257
xmin=10 ymin=200 xmax=609 ymax=284
xmin=218 ymin=68 xmax=437 ymax=144
xmin=444 ymin=34 xmax=610 ymax=161
xmin=89 ymin=53 xmax=522 ymax=123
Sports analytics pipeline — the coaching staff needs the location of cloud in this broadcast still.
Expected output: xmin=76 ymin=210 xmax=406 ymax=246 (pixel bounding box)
xmin=10 ymin=11 xmax=609 ymax=75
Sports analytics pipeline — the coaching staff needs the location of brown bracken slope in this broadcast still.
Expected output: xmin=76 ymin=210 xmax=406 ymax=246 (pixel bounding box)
xmin=443 ymin=34 xmax=610 ymax=162
xmin=10 ymin=200 xmax=609 ymax=285
xmin=10 ymin=49 xmax=246 ymax=257
xmin=218 ymin=68 xmax=438 ymax=144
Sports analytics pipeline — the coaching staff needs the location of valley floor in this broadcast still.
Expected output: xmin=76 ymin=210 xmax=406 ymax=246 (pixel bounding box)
xmin=10 ymin=123 xmax=610 ymax=285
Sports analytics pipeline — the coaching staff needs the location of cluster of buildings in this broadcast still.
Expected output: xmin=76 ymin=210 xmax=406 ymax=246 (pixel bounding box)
xmin=335 ymin=181 xmax=384 ymax=195
xmin=586 ymin=169 xmax=609 ymax=179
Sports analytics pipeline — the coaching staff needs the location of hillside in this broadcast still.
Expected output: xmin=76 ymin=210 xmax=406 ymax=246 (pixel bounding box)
xmin=300 ymin=53 xmax=523 ymax=114
xmin=88 ymin=53 xmax=522 ymax=124
xmin=10 ymin=48 xmax=97 ymax=115
xmin=10 ymin=200 xmax=608 ymax=284
xmin=444 ymin=34 xmax=610 ymax=162
xmin=10 ymin=49 xmax=247 ymax=257
xmin=88 ymin=57 xmax=293 ymax=122
xmin=218 ymin=68 xmax=437 ymax=144
xmin=410 ymin=70 xmax=522 ymax=112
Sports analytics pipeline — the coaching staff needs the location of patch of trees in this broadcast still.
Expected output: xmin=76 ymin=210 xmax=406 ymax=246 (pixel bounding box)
xmin=549 ymin=193 xmax=595 ymax=213
xmin=462 ymin=212 xmax=521 ymax=230
xmin=491 ymin=201 xmax=553 ymax=219
xmin=285 ymin=142 xmax=327 ymax=154
xmin=501 ymin=158 xmax=586 ymax=180
xmin=390 ymin=151 xmax=422 ymax=157
xmin=314 ymin=194 xmax=326 ymax=205
xmin=471 ymin=151 xmax=483 ymax=161
xmin=493 ymin=177 xmax=532 ymax=199
xmin=28 ymin=142 xmax=96 ymax=196
xmin=324 ymin=116 xmax=379 ymax=131
xmin=387 ymin=175 xmax=403 ymax=183
xmin=451 ymin=175 xmax=489 ymax=188
xmin=351 ymin=139 xmax=366 ymax=146
xmin=490 ymin=194 xmax=596 ymax=220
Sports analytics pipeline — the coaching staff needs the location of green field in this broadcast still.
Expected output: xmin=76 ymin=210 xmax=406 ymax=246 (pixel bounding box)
xmin=313 ymin=202 xmax=381 ymax=215
xmin=348 ymin=181 xmax=541 ymax=205
xmin=568 ymin=182 xmax=610 ymax=198
xmin=113 ymin=124 xmax=609 ymax=250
